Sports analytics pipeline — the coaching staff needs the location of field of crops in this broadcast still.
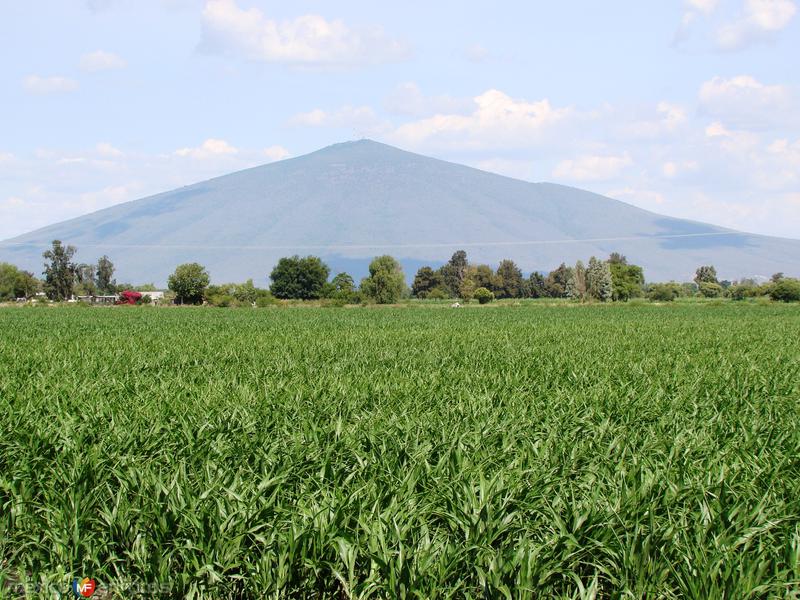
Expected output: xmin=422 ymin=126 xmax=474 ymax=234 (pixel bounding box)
xmin=1 ymin=303 xmax=799 ymax=598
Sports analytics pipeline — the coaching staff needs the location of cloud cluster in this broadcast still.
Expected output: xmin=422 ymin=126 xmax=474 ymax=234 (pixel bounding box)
xmin=675 ymin=0 xmax=796 ymax=50
xmin=80 ymin=50 xmax=127 ymax=72
xmin=717 ymin=0 xmax=797 ymax=50
xmin=23 ymin=75 xmax=79 ymax=95
xmin=390 ymin=90 xmax=571 ymax=150
xmin=200 ymin=0 xmax=409 ymax=66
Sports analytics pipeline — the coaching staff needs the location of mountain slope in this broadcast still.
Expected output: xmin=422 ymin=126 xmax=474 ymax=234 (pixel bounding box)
xmin=1 ymin=139 xmax=798 ymax=284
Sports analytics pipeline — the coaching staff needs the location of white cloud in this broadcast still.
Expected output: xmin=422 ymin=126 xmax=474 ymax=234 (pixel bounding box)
xmin=0 ymin=152 xmax=14 ymax=163
xmin=699 ymin=75 xmax=792 ymax=129
xmin=553 ymin=153 xmax=633 ymax=182
xmin=391 ymin=89 xmax=572 ymax=150
xmin=383 ymin=82 xmax=472 ymax=117
xmin=200 ymin=0 xmax=409 ymax=66
xmin=717 ymin=0 xmax=797 ymax=50
xmin=262 ymin=145 xmax=290 ymax=161
xmin=626 ymin=102 xmax=687 ymax=138
xmin=80 ymin=50 xmax=127 ymax=72
xmin=96 ymin=142 xmax=124 ymax=157
xmin=175 ymin=138 xmax=239 ymax=159
xmin=23 ymin=75 xmax=79 ymax=95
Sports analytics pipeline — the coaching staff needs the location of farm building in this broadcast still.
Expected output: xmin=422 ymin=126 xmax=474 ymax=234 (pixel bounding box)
xmin=137 ymin=291 xmax=164 ymax=302
xmin=76 ymin=295 xmax=118 ymax=305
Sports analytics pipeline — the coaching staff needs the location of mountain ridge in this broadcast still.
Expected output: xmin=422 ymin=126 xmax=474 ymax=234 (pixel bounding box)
xmin=1 ymin=139 xmax=798 ymax=285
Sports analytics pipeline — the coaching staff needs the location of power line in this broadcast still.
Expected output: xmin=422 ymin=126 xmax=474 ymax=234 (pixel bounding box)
xmin=0 ymin=231 xmax=745 ymax=252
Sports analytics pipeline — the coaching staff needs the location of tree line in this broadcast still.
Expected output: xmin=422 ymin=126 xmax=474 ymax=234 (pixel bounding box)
xmin=1 ymin=240 xmax=799 ymax=304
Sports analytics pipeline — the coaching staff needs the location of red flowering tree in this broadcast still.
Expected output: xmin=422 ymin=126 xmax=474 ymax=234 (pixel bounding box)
xmin=116 ymin=290 xmax=142 ymax=305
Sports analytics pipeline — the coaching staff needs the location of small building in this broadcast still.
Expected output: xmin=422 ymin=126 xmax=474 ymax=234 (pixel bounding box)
xmin=137 ymin=291 xmax=164 ymax=303
xmin=76 ymin=295 xmax=118 ymax=305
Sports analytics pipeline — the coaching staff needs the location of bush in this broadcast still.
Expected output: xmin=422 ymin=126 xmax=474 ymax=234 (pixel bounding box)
xmin=698 ymin=282 xmax=724 ymax=298
xmin=647 ymin=283 xmax=681 ymax=302
xmin=728 ymin=284 xmax=757 ymax=301
xmin=474 ymin=287 xmax=494 ymax=304
xmin=771 ymin=278 xmax=800 ymax=302
xmin=427 ymin=287 xmax=448 ymax=300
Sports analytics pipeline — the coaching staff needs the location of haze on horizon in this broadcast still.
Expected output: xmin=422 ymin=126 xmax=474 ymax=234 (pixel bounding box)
xmin=1 ymin=0 xmax=798 ymax=242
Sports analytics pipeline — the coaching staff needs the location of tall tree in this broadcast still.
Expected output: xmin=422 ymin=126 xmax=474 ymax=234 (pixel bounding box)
xmin=694 ymin=265 xmax=718 ymax=285
xmin=269 ymin=255 xmax=330 ymax=300
xmin=545 ymin=263 xmax=572 ymax=298
xmin=75 ymin=263 xmax=97 ymax=296
xmin=168 ymin=262 xmax=210 ymax=304
xmin=361 ymin=255 xmax=405 ymax=304
xmin=412 ymin=266 xmax=443 ymax=298
xmin=609 ymin=261 xmax=645 ymax=301
xmin=439 ymin=250 xmax=468 ymax=297
xmin=0 ymin=263 xmax=39 ymax=300
xmin=567 ymin=261 xmax=587 ymax=300
xmin=96 ymin=255 xmax=116 ymax=294
xmin=608 ymin=252 xmax=628 ymax=265
xmin=42 ymin=240 xmax=77 ymax=301
xmin=529 ymin=271 xmax=547 ymax=298
xmin=325 ymin=272 xmax=356 ymax=302
xmin=495 ymin=259 xmax=525 ymax=298
xmin=585 ymin=257 xmax=613 ymax=302
xmin=586 ymin=256 xmax=614 ymax=302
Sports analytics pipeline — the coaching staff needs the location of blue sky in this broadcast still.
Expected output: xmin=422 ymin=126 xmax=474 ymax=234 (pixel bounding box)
xmin=1 ymin=0 xmax=798 ymax=240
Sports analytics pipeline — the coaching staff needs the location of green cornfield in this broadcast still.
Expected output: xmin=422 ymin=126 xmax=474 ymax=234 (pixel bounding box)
xmin=1 ymin=303 xmax=799 ymax=598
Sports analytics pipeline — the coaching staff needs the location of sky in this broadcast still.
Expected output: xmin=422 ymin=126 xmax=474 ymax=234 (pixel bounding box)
xmin=1 ymin=0 xmax=798 ymax=241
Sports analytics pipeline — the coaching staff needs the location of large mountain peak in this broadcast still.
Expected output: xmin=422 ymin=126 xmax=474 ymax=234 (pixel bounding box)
xmin=1 ymin=140 xmax=798 ymax=285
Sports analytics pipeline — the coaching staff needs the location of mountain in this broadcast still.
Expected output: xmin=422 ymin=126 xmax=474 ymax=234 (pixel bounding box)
xmin=1 ymin=139 xmax=798 ymax=285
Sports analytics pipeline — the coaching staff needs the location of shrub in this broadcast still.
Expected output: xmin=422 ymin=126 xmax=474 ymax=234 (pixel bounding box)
xmin=728 ymin=284 xmax=757 ymax=301
xmin=427 ymin=287 xmax=448 ymax=300
xmin=474 ymin=287 xmax=494 ymax=304
xmin=647 ymin=283 xmax=681 ymax=302
xmin=771 ymin=278 xmax=800 ymax=302
xmin=698 ymin=282 xmax=724 ymax=298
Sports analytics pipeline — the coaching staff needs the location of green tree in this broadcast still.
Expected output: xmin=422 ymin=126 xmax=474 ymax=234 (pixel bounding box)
xmin=74 ymin=263 xmax=97 ymax=296
xmin=412 ymin=266 xmax=444 ymax=299
xmin=586 ymin=257 xmax=613 ymax=301
xmin=698 ymin=282 xmax=724 ymax=298
xmin=439 ymin=250 xmax=468 ymax=297
xmin=647 ymin=282 xmax=681 ymax=302
xmin=1 ymin=264 xmax=34 ymax=300
xmin=608 ymin=252 xmax=628 ymax=265
xmin=495 ymin=259 xmax=525 ymax=298
xmin=529 ymin=271 xmax=547 ymax=298
xmin=233 ymin=279 xmax=258 ymax=304
xmin=474 ymin=287 xmax=494 ymax=304
xmin=545 ymin=263 xmax=572 ymax=298
xmin=168 ymin=262 xmax=210 ymax=305
xmin=361 ymin=255 xmax=405 ymax=304
xmin=326 ymin=272 xmax=357 ymax=302
xmin=0 ymin=263 xmax=39 ymax=300
xmin=609 ymin=260 xmax=645 ymax=301
xmin=96 ymin=256 xmax=116 ymax=294
xmin=463 ymin=264 xmax=499 ymax=296
xmin=42 ymin=240 xmax=77 ymax=301
xmin=566 ymin=261 xmax=587 ymax=300
xmin=269 ymin=255 xmax=330 ymax=300
xmin=771 ymin=278 xmax=800 ymax=302
xmin=694 ymin=265 xmax=718 ymax=285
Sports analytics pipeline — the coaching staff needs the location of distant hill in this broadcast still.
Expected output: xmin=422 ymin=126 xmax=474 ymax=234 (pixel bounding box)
xmin=1 ymin=139 xmax=798 ymax=285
